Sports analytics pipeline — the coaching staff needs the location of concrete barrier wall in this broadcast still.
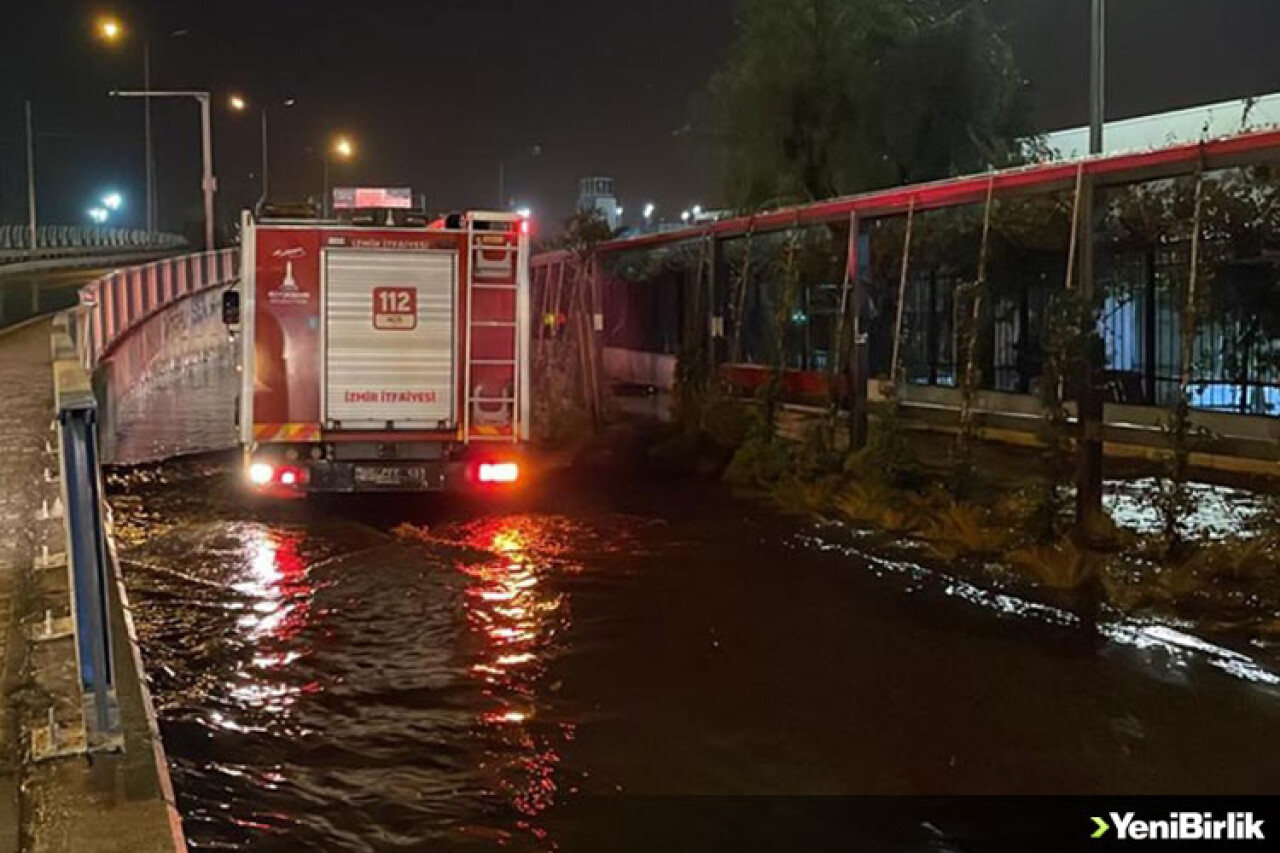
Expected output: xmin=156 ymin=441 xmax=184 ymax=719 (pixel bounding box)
xmin=97 ymin=286 xmax=239 ymax=465
xmin=74 ymin=251 xmax=241 ymax=466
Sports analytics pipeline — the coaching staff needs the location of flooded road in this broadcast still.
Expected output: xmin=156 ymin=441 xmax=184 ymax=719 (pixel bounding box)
xmin=109 ymin=458 xmax=1280 ymax=851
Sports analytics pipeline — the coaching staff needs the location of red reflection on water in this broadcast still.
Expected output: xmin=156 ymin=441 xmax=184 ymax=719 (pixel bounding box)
xmin=456 ymin=516 xmax=574 ymax=824
xmin=224 ymin=527 xmax=319 ymax=725
xmin=238 ymin=527 xmax=314 ymax=645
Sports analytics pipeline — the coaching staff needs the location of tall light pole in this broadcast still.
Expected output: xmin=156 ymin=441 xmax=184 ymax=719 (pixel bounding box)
xmin=229 ymin=96 xmax=297 ymax=210
xmin=229 ymin=94 xmax=270 ymax=207
xmin=144 ymin=40 xmax=153 ymax=232
xmin=259 ymin=109 xmax=268 ymax=206
xmin=498 ymin=144 xmax=542 ymax=209
xmin=25 ymin=101 xmax=37 ymax=253
xmin=1076 ymin=0 xmax=1107 ymax=533
xmin=110 ymin=90 xmax=215 ymax=251
xmin=1089 ymin=0 xmax=1106 ymax=157
xmin=323 ymin=135 xmax=355 ymax=218
xmin=97 ymin=16 xmax=155 ymax=233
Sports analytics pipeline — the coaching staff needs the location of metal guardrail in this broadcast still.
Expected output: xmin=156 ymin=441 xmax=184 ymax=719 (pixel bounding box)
xmin=49 ymin=315 xmax=121 ymax=751
xmin=77 ymin=248 xmax=239 ymax=369
xmin=0 ymin=224 xmax=185 ymax=256
xmin=34 ymin=248 xmax=237 ymax=752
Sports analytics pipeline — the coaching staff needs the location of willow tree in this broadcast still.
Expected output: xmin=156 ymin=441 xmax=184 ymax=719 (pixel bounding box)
xmin=709 ymin=0 xmax=1035 ymax=210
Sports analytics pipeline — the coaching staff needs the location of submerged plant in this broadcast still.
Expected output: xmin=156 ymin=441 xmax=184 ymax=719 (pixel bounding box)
xmin=835 ymin=479 xmax=900 ymax=525
xmin=1007 ymin=539 xmax=1094 ymax=589
xmin=772 ymin=476 xmax=842 ymax=515
xmin=724 ymin=429 xmax=792 ymax=489
xmin=919 ymin=501 xmax=1010 ymax=558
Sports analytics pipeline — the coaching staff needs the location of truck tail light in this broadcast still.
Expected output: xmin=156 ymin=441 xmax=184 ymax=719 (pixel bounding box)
xmin=248 ymin=462 xmax=306 ymax=490
xmin=249 ymin=462 xmax=275 ymax=486
xmin=478 ymin=462 xmax=519 ymax=484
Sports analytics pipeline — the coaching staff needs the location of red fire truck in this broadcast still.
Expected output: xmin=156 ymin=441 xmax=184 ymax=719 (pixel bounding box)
xmin=233 ymin=208 xmax=530 ymax=496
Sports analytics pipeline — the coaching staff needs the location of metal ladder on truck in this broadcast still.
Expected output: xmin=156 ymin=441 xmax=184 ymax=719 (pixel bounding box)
xmin=462 ymin=213 xmax=525 ymax=444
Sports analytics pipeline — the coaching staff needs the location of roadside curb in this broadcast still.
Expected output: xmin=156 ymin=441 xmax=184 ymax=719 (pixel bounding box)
xmin=0 ymin=585 xmax=22 ymax=853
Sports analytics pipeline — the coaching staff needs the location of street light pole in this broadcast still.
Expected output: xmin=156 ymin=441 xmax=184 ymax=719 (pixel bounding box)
xmin=229 ymin=95 xmax=274 ymax=209
xmin=144 ymin=39 xmax=155 ymax=233
xmin=1089 ymin=0 xmax=1105 ymax=157
xmin=322 ymin=136 xmax=354 ymax=218
xmin=322 ymin=153 xmax=330 ymax=217
xmin=498 ymin=145 xmax=541 ymax=210
xmin=1076 ymin=0 xmax=1106 ymax=535
xmin=25 ymin=101 xmax=37 ymax=253
xmin=199 ymin=94 xmax=214 ymax=250
xmin=260 ymin=110 xmax=270 ymax=206
xmin=110 ymin=90 xmax=215 ymax=251
xmin=95 ymin=16 xmax=157 ymax=232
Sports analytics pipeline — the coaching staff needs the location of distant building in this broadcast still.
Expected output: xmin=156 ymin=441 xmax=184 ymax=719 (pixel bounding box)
xmin=578 ymin=177 xmax=620 ymax=231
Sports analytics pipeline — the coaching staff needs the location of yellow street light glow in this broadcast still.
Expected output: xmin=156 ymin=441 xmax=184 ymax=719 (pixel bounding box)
xmin=97 ymin=16 xmax=124 ymax=42
xmin=229 ymin=94 xmax=247 ymax=112
xmin=332 ymin=136 xmax=354 ymax=159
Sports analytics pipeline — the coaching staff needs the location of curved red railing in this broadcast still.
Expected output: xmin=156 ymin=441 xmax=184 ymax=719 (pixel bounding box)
xmin=76 ymin=249 xmax=239 ymax=368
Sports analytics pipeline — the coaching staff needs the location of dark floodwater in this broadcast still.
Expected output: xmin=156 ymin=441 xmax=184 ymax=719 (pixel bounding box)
xmin=109 ymin=459 xmax=1280 ymax=852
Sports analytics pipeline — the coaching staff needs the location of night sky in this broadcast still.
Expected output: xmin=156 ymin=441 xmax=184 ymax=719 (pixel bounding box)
xmin=2 ymin=0 xmax=1279 ymax=239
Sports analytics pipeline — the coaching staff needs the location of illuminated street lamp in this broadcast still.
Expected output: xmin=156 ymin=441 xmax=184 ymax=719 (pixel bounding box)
xmin=87 ymin=207 xmax=109 ymax=224
xmin=96 ymin=16 xmax=123 ymax=42
xmin=109 ymin=89 xmax=215 ymax=250
xmin=322 ymin=134 xmax=356 ymax=217
xmin=95 ymin=14 xmax=156 ymax=233
xmin=228 ymin=94 xmax=295 ymax=208
xmin=680 ymin=210 xmax=691 ymax=223
xmin=102 ymin=192 xmax=123 ymax=211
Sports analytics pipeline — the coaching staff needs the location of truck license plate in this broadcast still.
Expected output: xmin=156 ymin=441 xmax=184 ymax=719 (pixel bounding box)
xmin=355 ymin=466 xmax=426 ymax=487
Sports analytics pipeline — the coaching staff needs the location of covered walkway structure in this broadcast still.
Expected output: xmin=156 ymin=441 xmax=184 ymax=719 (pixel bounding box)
xmin=532 ymin=128 xmax=1280 ymax=473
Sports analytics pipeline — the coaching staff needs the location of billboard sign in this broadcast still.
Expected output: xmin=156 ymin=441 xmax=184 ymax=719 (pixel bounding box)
xmin=333 ymin=187 xmax=414 ymax=210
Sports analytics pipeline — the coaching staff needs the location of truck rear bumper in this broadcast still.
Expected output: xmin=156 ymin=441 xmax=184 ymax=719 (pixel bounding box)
xmin=307 ymin=460 xmax=450 ymax=493
xmin=243 ymin=443 xmax=527 ymax=496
